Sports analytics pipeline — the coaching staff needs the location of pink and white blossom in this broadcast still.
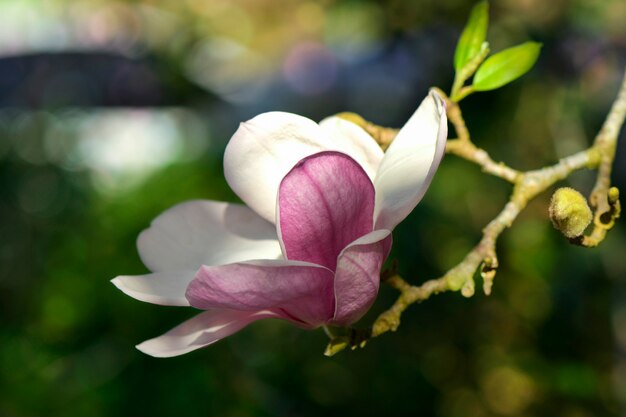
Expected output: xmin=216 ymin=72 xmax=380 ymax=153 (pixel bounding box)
xmin=112 ymin=92 xmax=447 ymax=357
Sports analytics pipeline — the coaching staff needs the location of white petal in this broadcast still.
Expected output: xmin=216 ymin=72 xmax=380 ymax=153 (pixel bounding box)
xmin=224 ymin=112 xmax=384 ymax=223
xmin=318 ymin=116 xmax=384 ymax=179
xmin=137 ymin=200 xmax=282 ymax=272
xmin=111 ymin=270 xmax=195 ymax=306
xmin=224 ymin=112 xmax=328 ymax=223
xmin=373 ymin=91 xmax=448 ymax=230
xmin=136 ymin=309 xmax=280 ymax=357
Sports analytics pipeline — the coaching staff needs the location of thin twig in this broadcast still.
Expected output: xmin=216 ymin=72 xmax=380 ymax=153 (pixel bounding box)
xmin=446 ymin=139 xmax=521 ymax=183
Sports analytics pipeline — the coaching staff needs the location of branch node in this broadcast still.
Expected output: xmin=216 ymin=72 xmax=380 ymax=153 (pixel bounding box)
xmin=372 ymin=311 xmax=401 ymax=337
xmin=480 ymin=256 xmax=498 ymax=295
xmin=461 ymin=277 xmax=475 ymax=297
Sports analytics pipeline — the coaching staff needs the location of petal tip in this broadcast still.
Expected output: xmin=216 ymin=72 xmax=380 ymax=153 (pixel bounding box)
xmin=110 ymin=276 xmax=125 ymax=291
xmin=427 ymin=89 xmax=447 ymax=114
xmin=135 ymin=341 xmax=167 ymax=358
xmin=136 ymin=339 xmax=191 ymax=358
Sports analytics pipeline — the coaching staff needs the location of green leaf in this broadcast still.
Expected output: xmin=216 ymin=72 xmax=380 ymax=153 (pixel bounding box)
xmin=454 ymin=1 xmax=489 ymax=72
xmin=473 ymin=42 xmax=542 ymax=91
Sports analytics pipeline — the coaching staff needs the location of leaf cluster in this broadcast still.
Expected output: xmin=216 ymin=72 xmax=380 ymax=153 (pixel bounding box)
xmin=452 ymin=1 xmax=542 ymax=101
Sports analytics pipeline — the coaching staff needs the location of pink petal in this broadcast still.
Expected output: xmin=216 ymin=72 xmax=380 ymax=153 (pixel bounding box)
xmin=374 ymin=91 xmax=448 ymax=230
xmin=186 ymin=260 xmax=334 ymax=326
xmin=224 ymin=112 xmax=385 ymax=223
xmin=277 ymin=151 xmax=375 ymax=270
xmin=137 ymin=200 xmax=282 ymax=273
xmin=136 ymin=309 xmax=281 ymax=358
xmin=331 ymin=229 xmax=392 ymax=326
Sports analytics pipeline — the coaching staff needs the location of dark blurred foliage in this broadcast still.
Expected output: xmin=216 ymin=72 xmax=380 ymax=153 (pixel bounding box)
xmin=1 ymin=0 xmax=626 ymax=416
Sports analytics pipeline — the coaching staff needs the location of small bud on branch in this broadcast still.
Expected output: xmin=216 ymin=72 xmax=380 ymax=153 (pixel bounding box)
xmin=549 ymin=187 xmax=593 ymax=239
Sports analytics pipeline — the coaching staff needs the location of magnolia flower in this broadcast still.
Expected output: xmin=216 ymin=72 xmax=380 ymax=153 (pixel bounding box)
xmin=112 ymin=92 xmax=447 ymax=357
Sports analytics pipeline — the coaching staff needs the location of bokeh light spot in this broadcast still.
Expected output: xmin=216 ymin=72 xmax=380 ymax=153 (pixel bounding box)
xmin=481 ymin=366 xmax=536 ymax=415
xmin=283 ymin=42 xmax=338 ymax=95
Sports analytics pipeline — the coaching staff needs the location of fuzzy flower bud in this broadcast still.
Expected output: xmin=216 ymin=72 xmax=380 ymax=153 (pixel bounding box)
xmin=549 ymin=187 xmax=592 ymax=238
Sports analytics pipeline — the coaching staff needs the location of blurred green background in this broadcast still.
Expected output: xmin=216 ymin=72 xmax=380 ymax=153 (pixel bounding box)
xmin=1 ymin=0 xmax=625 ymax=416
